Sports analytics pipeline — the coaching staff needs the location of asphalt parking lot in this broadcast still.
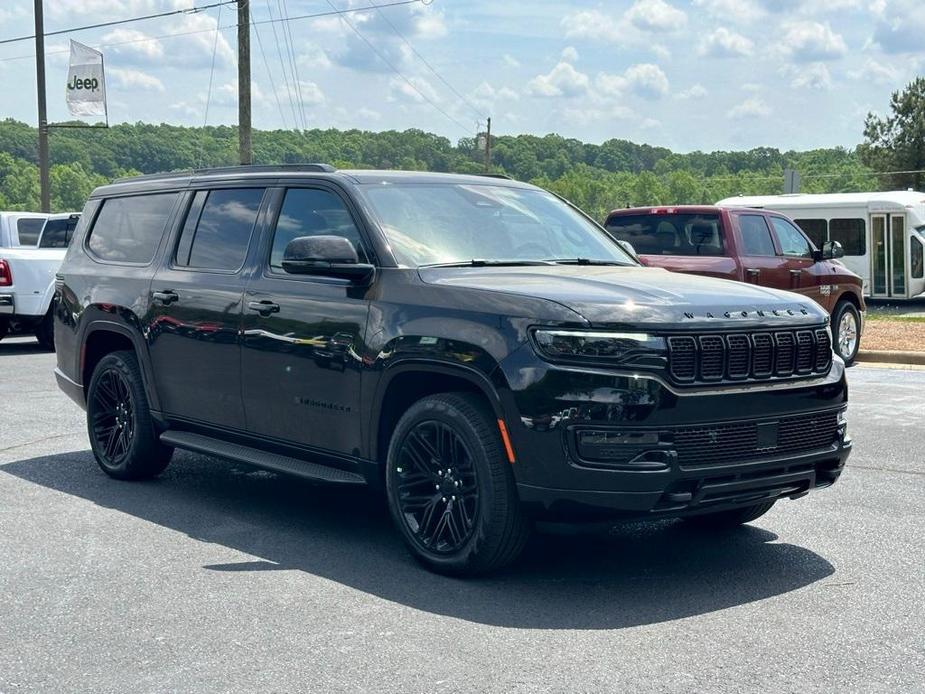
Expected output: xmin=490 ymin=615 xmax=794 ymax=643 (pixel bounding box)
xmin=1 ymin=336 xmax=923 ymax=693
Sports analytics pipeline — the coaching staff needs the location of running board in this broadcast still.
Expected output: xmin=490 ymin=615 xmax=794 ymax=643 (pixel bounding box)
xmin=159 ymin=431 xmax=367 ymax=485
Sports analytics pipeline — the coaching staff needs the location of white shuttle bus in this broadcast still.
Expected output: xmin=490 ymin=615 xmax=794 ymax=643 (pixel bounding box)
xmin=717 ymin=191 xmax=925 ymax=300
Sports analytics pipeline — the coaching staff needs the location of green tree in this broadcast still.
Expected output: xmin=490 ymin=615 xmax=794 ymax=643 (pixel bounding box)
xmin=860 ymin=77 xmax=925 ymax=190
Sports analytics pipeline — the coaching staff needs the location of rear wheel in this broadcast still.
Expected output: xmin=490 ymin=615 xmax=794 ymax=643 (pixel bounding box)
xmin=87 ymin=350 xmax=173 ymax=480
xmin=683 ymin=500 xmax=775 ymax=529
xmin=385 ymin=392 xmax=531 ymax=576
xmin=35 ymin=309 xmax=55 ymax=351
xmin=832 ymin=300 xmax=860 ymax=364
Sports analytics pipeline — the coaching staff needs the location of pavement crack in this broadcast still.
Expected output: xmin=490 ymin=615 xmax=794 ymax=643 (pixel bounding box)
xmin=0 ymin=431 xmax=86 ymax=455
xmin=848 ymin=464 xmax=925 ymax=477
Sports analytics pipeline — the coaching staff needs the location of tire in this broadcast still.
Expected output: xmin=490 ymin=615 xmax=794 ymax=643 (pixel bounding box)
xmin=86 ymin=350 xmax=173 ymax=480
xmin=831 ymin=300 xmax=860 ymax=365
xmin=35 ymin=309 xmax=55 ymax=351
xmin=683 ymin=500 xmax=776 ymax=529
xmin=385 ymin=392 xmax=531 ymax=576
xmin=0 ymin=316 xmax=8 ymax=342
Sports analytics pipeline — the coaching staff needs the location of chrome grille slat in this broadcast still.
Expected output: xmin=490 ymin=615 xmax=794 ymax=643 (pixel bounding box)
xmin=666 ymin=328 xmax=832 ymax=386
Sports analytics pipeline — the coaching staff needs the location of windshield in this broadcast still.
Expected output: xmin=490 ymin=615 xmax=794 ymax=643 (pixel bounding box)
xmin=360 ymin=183 xmax=635 ymax=267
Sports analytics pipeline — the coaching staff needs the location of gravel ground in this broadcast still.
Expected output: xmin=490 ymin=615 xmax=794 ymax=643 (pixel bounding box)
xmin=862 ymin=319 xmax=925 ymax=352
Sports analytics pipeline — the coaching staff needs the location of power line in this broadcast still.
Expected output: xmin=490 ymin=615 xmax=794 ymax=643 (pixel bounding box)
xmin=321 ymin=0 xmax=472 ymax=136
xmin=251 ymin=5 xmax=290 ymax=131
xmin=264 ymin=0 xmax=302 ymax=131
xmin=198 ymin=3 xmax=224 ymax=166
xmin=365 ymin=0 xmax=486 ymax=122
xmin=0 ymin=0 xmax=427 ymax=62
xmin=279 ymin=0 xmax=309 ymax=132
xmin=0 ymin=1 xmax=239 ymax=46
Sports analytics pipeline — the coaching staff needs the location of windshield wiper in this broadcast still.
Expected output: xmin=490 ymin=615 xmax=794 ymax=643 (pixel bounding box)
xmin=547 ymin=258 xmax=632 ymax=266
xmin=420 ymin=259 xmax=556 ymax=268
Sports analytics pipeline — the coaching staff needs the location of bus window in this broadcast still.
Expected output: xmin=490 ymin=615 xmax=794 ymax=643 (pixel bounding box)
xmin=829 ymin=218 xmax=866 ymax=256
xmin=795 ymin=219 xmax=827 ymax=249
xmin=912 ymin=233 xmax=923 ymax=280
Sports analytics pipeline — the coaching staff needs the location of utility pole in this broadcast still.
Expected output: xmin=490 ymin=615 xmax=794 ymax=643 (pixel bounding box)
xmin=484 ymin=117 xmax=491 ymax=172
xmin=34 ymin=0 xmax=50 ymax=212
xmin=237 ymin=0 xmax=252 ymax=165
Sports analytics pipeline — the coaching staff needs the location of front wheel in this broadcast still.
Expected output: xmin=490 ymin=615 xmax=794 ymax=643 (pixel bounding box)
xmin=832 ymin=300 xmax=860 ymax=365
xmin=683 ymin=500 xmax=775 ymax=529
xmin=35 ymin=309 xmax=55 ymax=351
xmin=385 ymin=393 xmax=531 ymax=576
xmin=87 ymin=350 xmax=173 ymax=480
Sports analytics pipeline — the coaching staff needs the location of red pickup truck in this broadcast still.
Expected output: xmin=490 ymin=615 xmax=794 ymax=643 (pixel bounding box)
xmin=604 ymin=205 xmax=865 ymax=363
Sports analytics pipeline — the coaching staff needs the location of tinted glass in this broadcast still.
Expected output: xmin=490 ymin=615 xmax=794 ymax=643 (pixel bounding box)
xmin=362 ymin=183 xmax=633 ymax=267
xmin=829 ymin=218 xmax=866 ymax=256
xmin=605 ymin=213 xmax=724 ymax=256
xmin=794 ymin=219 xmax=827 ymax=249
xmin=770 ymin=217 xmax=812 ymax=257
xmin=39 ymin=218 xmax=78 ymax=248
xmin=912 ymin=235 xmax=923 ymax=280
xmin=177 ymin=188 xmax=263 ymax=271
xmin=16 ymin=217 xmax=45 ymax=245
xmin=738 ymin=214 xmax=776 ymax=256
xmin=88 ymin=193 xmax=178 ymax=263
xmin=270 ymin=188 xmax=368 ymax=271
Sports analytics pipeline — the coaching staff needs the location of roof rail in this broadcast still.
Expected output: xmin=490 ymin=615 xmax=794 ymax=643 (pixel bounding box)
xmin=474 ymin=172 xmax=514 ymax=180
xmin=112 ymin=163 xmax=336 ymax=184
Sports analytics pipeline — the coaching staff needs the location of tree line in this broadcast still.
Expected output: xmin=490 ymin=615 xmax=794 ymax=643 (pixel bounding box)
xmin=0 ymin=115 xmax=890 ymax=220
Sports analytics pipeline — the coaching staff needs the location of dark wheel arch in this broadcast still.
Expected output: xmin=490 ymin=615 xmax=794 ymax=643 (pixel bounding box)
xmin=81 ymin=320 xmax=162 ymax=412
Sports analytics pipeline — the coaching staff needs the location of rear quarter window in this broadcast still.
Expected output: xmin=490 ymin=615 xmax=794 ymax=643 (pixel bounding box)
xmin=16 ymin=217 xmax=46 ymax=246
xmin=87 ymin=193 xmax=179 ymax=264
xmin=605 ymin=213 xmax=725 ymax=256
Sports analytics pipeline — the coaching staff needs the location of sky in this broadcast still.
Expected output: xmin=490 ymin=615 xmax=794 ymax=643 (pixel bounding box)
xmin=1 ymin=0 xmax=924 ymax=152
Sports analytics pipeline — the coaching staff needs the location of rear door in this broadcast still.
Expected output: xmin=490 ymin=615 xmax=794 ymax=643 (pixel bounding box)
xmin=767 ymin=215 xmax=823 ymax=307
xmin=732 ymin=212 xmax=791 ymax=289
xmin=146 ymin=186 xmax=268 ymax=430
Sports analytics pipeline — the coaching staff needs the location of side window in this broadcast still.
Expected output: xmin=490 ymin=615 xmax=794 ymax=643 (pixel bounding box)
xmin=829 ymin=218 xmax=866 ymax=256
xmin=269 ymin=188 xmax=368 ymax=272
xmin=175 ymin=188 xmax=264 ymax=271
xmin=912 ymin=235 xmax=923 ymax=280
xmin=769 ymin=217 xmax=812 ymax=258
xmin=16 ymin=217 xmax=46 ymax=246
xmin=794 ymin=219 xmax=827 ymax=249
xmin=39 ymin=218 xmax=78 ymax=248
xmin=738 ymin=214 xmax=776 ymax=256
xmin=88 ymin=193 xmax=179 ymax=263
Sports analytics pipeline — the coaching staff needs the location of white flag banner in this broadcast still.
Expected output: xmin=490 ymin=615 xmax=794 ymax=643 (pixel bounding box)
xmin=66 ymin=40 xmax=106 ymax=118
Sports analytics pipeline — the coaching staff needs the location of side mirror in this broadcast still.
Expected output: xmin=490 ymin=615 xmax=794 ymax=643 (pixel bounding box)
xmin=615 ymin=238 xmax=640 ymax=261
xmin=282 ymin=235 xmax=375 ymax=283
xmin=821 ymin=240 xmax=844 ymax=260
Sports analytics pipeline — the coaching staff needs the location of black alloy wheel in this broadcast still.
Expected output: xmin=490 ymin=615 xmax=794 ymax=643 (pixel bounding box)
xmin=86 ymin=351 xmax=173 ymax=480
xmin=394 ymin=420 xmax=480 ymax=554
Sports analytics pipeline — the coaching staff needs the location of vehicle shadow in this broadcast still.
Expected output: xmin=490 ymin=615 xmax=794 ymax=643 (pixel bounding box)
xmin=2 ymin=449 xmax=835 ymax=630
xmin=0 ymin=338 xmax=45 ymax=355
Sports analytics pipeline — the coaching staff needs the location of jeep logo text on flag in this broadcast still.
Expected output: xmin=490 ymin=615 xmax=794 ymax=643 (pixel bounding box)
xmin=66 ymin=40 xmax=106 ymax=118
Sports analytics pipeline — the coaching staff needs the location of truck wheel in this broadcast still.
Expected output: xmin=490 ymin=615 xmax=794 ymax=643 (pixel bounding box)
xmin=832 ymin=300 xmax=860 ymax=365
xmin=86 ymin=350 xmax=173 ymax=480
xmin=684 ymin=500 xmax=775 ymax=529
xmin=35 ymin=310 xmax=55 ymax=351
xmin=385 ymin=392 xmax=531 ymax=576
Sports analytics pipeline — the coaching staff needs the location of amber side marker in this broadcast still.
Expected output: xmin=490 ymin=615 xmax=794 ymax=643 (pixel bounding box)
xmin=497 ymin=419 xmax=516 ymax=464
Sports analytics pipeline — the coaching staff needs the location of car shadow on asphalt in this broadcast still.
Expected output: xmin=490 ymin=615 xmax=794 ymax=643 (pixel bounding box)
xmin=0 ymin=339 xmax=46 ymax=356
xmin=2 ymin=449 xmax=835 ymax=630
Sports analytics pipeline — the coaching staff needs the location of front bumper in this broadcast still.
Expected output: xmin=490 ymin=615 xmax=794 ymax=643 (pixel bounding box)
xmin=0 ymin=294 xmax=13 ymax=315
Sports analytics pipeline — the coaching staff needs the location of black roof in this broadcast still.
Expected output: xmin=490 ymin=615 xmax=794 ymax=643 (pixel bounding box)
xmin=94 ymin=164 xmax=533 ymax=197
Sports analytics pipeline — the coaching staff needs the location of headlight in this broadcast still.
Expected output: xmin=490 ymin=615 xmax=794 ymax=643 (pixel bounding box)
xmin=532 ymin=329 xmax=667 ymax=365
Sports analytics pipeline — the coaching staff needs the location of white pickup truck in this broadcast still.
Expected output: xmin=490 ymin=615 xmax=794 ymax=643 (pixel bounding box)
xmin=0 ymin=212 xmax=78 ymax=350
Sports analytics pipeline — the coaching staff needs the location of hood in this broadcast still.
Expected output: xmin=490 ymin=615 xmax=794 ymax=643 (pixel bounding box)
xmin=418 ymin=265 xmax=827 ymax=330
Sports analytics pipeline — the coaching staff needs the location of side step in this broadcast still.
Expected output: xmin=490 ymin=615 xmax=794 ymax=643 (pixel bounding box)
xmin=160 ymin=431 xmax=367 ymax=485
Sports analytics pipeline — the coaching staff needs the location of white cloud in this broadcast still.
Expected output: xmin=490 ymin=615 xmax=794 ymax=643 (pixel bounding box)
xmin=526 ymin=62 xmax=590 ymax=98
xmin=848 ymin=59 xmax=900 ymax=85
xmin=101 ymin=28 xmax=164 ymax=62
xmin=281 ymin=81 xmax=326 ymax=108
xmin=693 ymin=0 xmax=765 ymax=23
xmin=107 ymin=67 xmax=165 ymax=92
xmin=595 ymin=63 xmax=670 ymax=100
xmin=561 ymin=46 xmax=580 ymax=63
xmin=780 ymin=21 xmax=847 ymax=62
xmin=678 ymin=84 xmax=708 ymax=99
xmin=297 ymin=46 xmax=332 ymax=71
xmin=789 ymin=63 xmax=832 ymax=90
xmin=562 ymin=9 xmax=620 ymax=42
xmin=625 ymin=0 xmax=687 ymax=32
xmin=502 ymin=54 xmax=521 ymax=68
xmin=470 ymin=82 xmax=519 ymax=113
xmin=388 ymin=76 xmax=441 ymax=105
xmin=698 ymin=28 xmax=754 ymax=58
xmin=728 ymin=96 xmax=771 ymax=119
xmin=872 ymin=0 xmax=925 ymax=54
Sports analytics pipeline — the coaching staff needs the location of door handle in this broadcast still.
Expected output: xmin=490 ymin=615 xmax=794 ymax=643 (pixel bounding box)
xmin=745 ymin=268 xmax=760 ymax=280
xmin=152 ymin=290 xmax=178 ymax=305
xmin=789 ymin=269 xmax=802 ymax=275
xmin=248 ymin=300 xmax=280 ymax=316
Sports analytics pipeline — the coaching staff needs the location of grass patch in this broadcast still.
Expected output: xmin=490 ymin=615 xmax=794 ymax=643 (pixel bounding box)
xmin=865 ymin=313 xmax=925 ymax=323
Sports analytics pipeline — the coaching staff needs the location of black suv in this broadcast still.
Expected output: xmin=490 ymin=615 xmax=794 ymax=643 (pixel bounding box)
xmin=54 ymin=165 xmax=851 ymax=575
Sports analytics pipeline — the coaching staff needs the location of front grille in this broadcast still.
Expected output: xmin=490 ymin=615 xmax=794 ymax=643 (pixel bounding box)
xmin=667 ymin=329 xmax=831 ymax=386
xmin=673 ymin=410 xmax=841 ymax=468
